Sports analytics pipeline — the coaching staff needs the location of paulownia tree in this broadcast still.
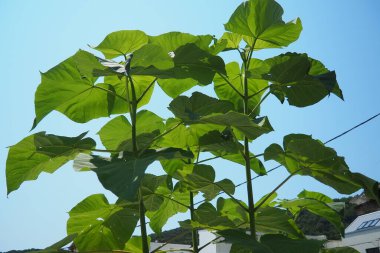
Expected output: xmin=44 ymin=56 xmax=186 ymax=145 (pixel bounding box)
xmin=6 ymin=0 xmax=379 ymax=252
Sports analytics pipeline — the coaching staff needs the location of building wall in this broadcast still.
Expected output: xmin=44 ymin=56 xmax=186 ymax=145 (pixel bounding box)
xmin=343 ymin=229 xmax=380 ymax=253
xmin=150 ymin=242 xmax=191 ymax=252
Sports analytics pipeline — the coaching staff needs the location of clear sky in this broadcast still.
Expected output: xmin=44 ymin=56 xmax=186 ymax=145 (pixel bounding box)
xmin=1 ymin=0 xmax=380 ymax=251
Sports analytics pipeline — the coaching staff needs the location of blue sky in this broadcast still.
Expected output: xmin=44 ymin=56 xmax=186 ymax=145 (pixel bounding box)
xmin=1 ymin=0 xmax=380 ymax=251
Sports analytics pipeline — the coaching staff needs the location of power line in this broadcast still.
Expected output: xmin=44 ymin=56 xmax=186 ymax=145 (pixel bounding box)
xmin=141 ymin=111 xmax=380 ymax=233
xmin=324 ymin=112 xmax=380 ymax=144
xmin=194 ymin=111 xmax=380 ymax=206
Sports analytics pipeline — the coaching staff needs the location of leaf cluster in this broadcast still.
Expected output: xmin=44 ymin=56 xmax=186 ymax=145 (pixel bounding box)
xmin=5 ymin=0 xmax=379 ymax=252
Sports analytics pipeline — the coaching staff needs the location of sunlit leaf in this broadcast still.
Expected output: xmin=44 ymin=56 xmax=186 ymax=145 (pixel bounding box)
xmin=124 ymin=236 xmax=151 ymax=253
xmin=213 ymin=60 xmax=268 ymax=114
xmin=98 ymin=110 xmax=164 ymax=151
xmin=256 ymin=207 xmax=304 ymax=238
xmin=93 ymin=30 xmax=148 ymax=59
xmin=175 ymin=164 xmax=235 ymax=201
xmin=141 ymin=174 xmax=168 ymax=212
xmin=146 ymin=182 xmax=190 ymax=233
xmin=224 ymin=0 xmax=302 ymax=50
xmin=6 ymin=132 xmax=95 ymax=194
xmin=67 ymin=194 xmax=138 ymax=251
xmin=280 ymin=197 xmax=344 ymax=235
xmin=157 ymin=78 xmax=198 ymax=98
xmin=33 ymin=50 xmax=131 ymax=127
xmin=264 ymin=134 xmax=380 ymax=203
xmin=38 ymin=234 xmax=77 ymax=252
xmin=219 ymin=32 xmax=242 ymax=51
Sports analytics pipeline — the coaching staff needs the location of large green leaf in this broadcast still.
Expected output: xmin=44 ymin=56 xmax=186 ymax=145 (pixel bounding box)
xmin=149 ymin=32 xmax=215 ymax=96
xmin=33 ymin=50 xmax=130 ymax=127
xmin=224 ymin=0 xmax=302 ymax=50
xmin=175 ymin=164 xmax=235 ymax=201
xmin=146 ymin=182 xmax=190 ymax=233
xmin=149 ymin=32 xmax=211 ymax=53
xmin=199 ymin=129 xmax=243 ymax=155
xmin=201 ymin=113 xmax=273 ymax=140
xmin=103 ymin=75 xmax=156 ymax=113
xmin=93 ymin=30 xmax=148 ymax=59
xmin=124 ymin=236 xmax=151 ymax=253
xmin=218 ymin=229 xmax=273 ymax=253
xmin=280 ymin=196 xmax=344 ymax=235
xmin=180 ymin=197 xmax=249 ymax=232
xmin=67 ymin=194 xmax=138 ymax=251
xmin=37 ymin=234 xmax=77 ymax=253
xmin=219 ymin=32 xmax=243 ymax=51
xmin=180 ymin=202 xmax=238 ymax=231
xmin=6 ymin=132 xmax=95 ymax=195
xmin=260 ymin=53 xmax=343 ymax=107
xmin=260 ymin=234 xmax=323 ymax=253
xmin=213 ymin=60 xmax=268 ymax=114
xmin=168 ymin=92 xmax=234 ymax=122
xmin=169 ymin=92 xmax=273 ymax=140
xmin=157 ymin=78 xmax=198 ymax=98
xmin=264 ymin=134 xmax=380 ymax=203
xmin=256 ymin=207 xmax=303 ymax=238
xmin=74 ymin=149 xmax=193 ymax=200
xmin=140 ymin=174 xmax=168 ymax=212
xmin=98 ymin=110 xmax=164 ymax=151
xmin=132 ymin=43 xmax=226 ymax=85
xmin=131 ymin=43 xmax=174 ymax=70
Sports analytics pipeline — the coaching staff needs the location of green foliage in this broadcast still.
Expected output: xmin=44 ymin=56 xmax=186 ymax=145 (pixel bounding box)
xmin=5 ymin=0 xmax=378 ymax=252
xmin=6 ymin=132 xmax=95 ymax=194
xmin=67 ymin=194 xmax=138 ymax=251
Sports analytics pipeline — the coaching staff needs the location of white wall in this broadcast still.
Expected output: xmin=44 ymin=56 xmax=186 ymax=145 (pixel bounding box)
xmin=150 ymin=242 xmax=191 ymax=252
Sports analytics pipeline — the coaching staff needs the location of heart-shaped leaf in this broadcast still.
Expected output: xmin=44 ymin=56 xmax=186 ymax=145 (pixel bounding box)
xmin=260 ymin=53 xmax=343 ymax=107
xmin=74 ymin=148 xmax=193 ymax=200
xmin=6 ymin=132 xmax=95 ymax=194
xmin=93 ymin=30 xmax=148 ymax=59
xmin=224 ymin=0 xmax=302 ymax=50
xmin=264 ymin=134 xmax=380 ymax=204
xmin=67 ymin=194 xmax=138 ymax=251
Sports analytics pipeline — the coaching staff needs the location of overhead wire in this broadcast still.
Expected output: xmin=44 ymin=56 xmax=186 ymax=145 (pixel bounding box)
xmin=140 ymin=112 xmax=380 ymax=243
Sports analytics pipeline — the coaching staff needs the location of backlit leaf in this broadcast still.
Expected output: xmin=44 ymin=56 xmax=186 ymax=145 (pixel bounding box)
xmin=264 ymin=134 xmax=380 ymax=203
xmin=146 ymin=182 xmax=190 ymax=233
xmin=224 ymin=0 xmax=302 ymax=50
xmin=98 ymin=110 xmax=164 ymax=151
xmin=6 ymin=132 xmax=95 ymax=194
xmin=33 ymin=50 xmax=131 ymax=127
xmin=67 ymin=194 xmax=138 ymax=251
xmin=93 ymin=30 xmax=148 ymax=59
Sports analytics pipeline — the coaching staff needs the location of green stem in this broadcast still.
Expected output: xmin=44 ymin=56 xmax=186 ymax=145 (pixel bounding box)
xmin=242 ymin=46 xmax=257 ymax=240
xmin=254 ymin=170 xmax=299 ymax=212
xmin=248 ymin=91 xmax=270 ymax=117
xmin=247 ymin=86 xmax=270 ymax=99
xmin=124 ymin=53 xmax=147 ymax=251
xmin=136 ymin=77 xmax=157 ymax=104
xmin=190 ymin=191 xmax=199 ymax=253
xmin=127 ymin=75 xmax=138 ymax=155
xmin=139 ymin=188 xmax=149 ymax=253
xmin=216 ymin=72 xmax=244 ymax=98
